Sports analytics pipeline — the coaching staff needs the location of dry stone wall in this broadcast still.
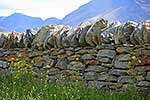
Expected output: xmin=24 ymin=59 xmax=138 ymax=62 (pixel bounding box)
xmin=0 ymin=44 xmax=150 ymax=92
xmin=0 ymin=18 xmax=150 ymax=93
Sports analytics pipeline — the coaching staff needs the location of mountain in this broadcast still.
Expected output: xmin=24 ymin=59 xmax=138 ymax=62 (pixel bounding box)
xmin=44 ymin=17 xmax=61 ymax=25
xmin=61 ymin=0 xmax=150 ymax=26
xmin=0 ymin=13 xmax=43 ymax=32
xmin=0 ymin=13 xmax=61 ymax=32
xmin=62 ymin=0 xmax=117 ymax=26
xmin=0 ymin=17 xmax=5 ymax=21
xmin=0 ymin=0 xmax=150 ymax=32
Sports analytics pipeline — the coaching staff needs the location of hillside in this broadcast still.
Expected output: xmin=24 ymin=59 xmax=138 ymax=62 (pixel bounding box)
xmin=0 ymin=13 xmax=43 ymax=32
xmin=61 ymin=0 xmax=150 ymax=26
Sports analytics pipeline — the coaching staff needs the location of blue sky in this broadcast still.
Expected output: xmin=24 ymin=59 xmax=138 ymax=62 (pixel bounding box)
xmin=0 ymin=0 xmax=91 ymax=19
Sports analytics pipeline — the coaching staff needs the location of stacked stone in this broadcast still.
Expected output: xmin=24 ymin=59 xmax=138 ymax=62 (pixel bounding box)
xmin=1 ymin=19 xmax=150 ymax=49
xmin=131 ymin=45 xmax=150 ymax=92
xmin=0 ymin=45 xmax=150 ymax=93
xmin=84 ymin=45 xmax=116 ymax=90
xmin=114 ymin=46 xmax=133 ymax=91
xmin=0 ymin=49 xmax=13 ymax=76
xmin=0 ymin=18 xmax=150 ymax=94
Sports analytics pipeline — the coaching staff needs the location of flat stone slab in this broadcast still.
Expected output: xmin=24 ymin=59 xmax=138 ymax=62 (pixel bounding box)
xmin=97 ymin=49 xmax=116 ymax=59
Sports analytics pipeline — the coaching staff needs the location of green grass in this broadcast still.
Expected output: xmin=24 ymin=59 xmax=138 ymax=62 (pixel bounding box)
xmin=0 ymin=74 xmax=149 ymax=100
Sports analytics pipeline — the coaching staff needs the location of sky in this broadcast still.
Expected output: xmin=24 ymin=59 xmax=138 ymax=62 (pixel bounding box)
xmin=0 ymin=0 xmax=91 ymax=20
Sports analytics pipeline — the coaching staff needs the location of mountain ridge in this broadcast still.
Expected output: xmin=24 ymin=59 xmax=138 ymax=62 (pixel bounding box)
xmin=0 ymin=0 xmax=150 ymax=32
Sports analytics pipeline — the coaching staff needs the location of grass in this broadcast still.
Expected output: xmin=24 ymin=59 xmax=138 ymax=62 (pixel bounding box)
xmin=0 ymin=74 xmax=150 ymax=100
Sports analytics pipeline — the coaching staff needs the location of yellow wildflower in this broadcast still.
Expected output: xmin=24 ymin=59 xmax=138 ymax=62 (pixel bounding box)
xmin=131 ymin=56 xmax=136 ymax=60
xmin=71 ymin=61 xmax=76 ymax=64
xmin=28 ymin=65 xmax=32 ymax=69
xmin=75 ymin=57 xmax=79 ymax=61
xmin=31 ymin=60 xmax=34 ymax=63
xmin=11 ymin=57 xmax=15 ymax=61
xmin=128 ymin=61 xmax=131 ymax=65
xmin=138 ymin=60 xmax=142 ymax=63
xmin=45 ymin=75 xmax=49 ymax=78
xmin=46 ymin=65 xmax=51 ymax=68
xmin=17 ymin=70 xmax=21 ymax=73
xmin=20 ymin=68 xmax=24 ymax=71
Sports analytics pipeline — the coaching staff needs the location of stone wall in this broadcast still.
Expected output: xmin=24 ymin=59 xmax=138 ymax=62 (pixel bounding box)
xmin=0 ymin=19 xmax=150 ymax=93
xmin=0 ymin=44 xmax=150 ymax=92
